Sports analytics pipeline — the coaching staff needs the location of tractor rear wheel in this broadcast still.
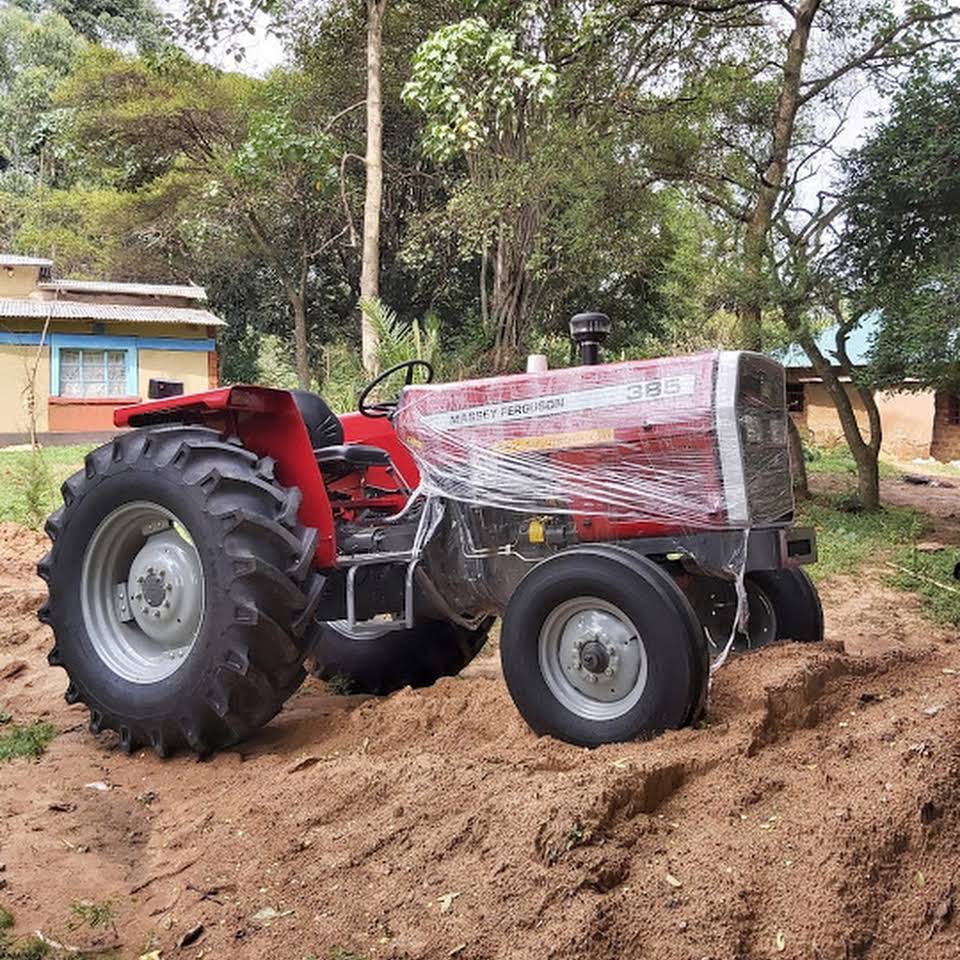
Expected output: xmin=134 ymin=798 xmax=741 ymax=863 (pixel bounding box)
xmin=38 ymin=425 xmax=322 ymax=757
xmin=308 ymin=617 xmax=494 ymax=695
xmin=500 ymin=548 xmax=708 ymax=747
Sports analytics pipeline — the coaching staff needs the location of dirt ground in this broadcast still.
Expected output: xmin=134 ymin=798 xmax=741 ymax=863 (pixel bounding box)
xmin=3 ymin=487 xmax=960 ymax=960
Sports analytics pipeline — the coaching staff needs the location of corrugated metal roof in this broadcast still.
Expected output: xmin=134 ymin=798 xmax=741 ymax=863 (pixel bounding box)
xmin=775 ymin=312 xmax=877 ymax=368
xmin=0 ymin=254 xmax=53 ymax=268
xmin=39 ymin=279 xmax=207 ymax=301
xmin=0 ymin=299 xmax=226 ymax=327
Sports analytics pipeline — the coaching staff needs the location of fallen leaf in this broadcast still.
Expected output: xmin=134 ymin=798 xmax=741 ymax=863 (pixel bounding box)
xmin=449 ymin=945 xmax=466 ymax=956
xmin=917 ymin=871 xmax=926 ymax=887
xmin=84 ymin=781 xmax=110 ymax=792
xmin=438 ymin=892 xmax=461 ymax=914
xmin=922 ymin=705 xmax=944 ymax=718
xmin=665 ymin=873 xmax=683 ymax=888
xmin=774 ymin=930 xmax=786 ymax=952
xmin=250 ymin=906 xmax=294 ymax=925
xmin=138 ymin=952 xmax=162 ymax=960
xmin=610 ymin=758 xmax=630 ymax=770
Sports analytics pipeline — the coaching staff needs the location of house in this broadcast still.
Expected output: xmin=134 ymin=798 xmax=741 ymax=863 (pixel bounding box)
xmin=0 ymin=254 xmax=225 ymax=441
xmin=778 ymin=312 xmax=960 ymax=462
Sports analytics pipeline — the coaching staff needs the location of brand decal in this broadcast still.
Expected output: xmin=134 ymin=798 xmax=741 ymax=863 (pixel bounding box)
xmin=422 ymin=375 xmax=696 ymax=430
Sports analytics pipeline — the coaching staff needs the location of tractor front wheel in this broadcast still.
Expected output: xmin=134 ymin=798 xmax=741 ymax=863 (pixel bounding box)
xmin=500 ymin=548 xmax=708 ymax=747
xmin=38 ymin=425 xmax=322 ymax=756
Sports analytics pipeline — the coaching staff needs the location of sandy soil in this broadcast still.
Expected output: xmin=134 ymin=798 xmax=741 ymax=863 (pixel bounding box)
xmin=2 ymin=512 xmax=960 ymax=960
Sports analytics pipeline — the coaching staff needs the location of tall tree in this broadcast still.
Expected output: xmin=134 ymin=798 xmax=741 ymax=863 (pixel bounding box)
xmin=360 ymin=0 xmax=386 ymax=373
xmin=53 ymin=47 xmax=349 ymax=387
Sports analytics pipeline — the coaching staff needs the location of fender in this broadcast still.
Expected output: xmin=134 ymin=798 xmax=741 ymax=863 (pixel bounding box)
xmin=114 ymin=387 xmax=336 ymax=568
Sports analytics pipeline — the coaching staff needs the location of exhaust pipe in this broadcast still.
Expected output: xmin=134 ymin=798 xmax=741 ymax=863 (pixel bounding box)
xmin=569 ymin=312 xmax=611 ymax=366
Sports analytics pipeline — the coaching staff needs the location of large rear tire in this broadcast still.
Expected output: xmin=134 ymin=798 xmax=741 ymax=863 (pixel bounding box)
xmin=500 ymin=548 xmax=708 ymax=747
xmin=308 ymin=617 xmax=493 ymax=695
xmin=38 ymin=425 xmax=322 ymax=757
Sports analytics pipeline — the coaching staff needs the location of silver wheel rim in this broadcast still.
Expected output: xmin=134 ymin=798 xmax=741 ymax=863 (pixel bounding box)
xmin=537 ymin=596 xmax=647 ymax=721
xmin=327 ymin=618 xmax=409 ymax=640
xmin=81 ymin=501 xmax=205 ymax=685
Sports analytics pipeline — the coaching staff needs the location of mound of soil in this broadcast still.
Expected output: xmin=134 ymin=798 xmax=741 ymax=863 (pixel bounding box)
xmin=1 ymin=522 xmax=959 ymax=960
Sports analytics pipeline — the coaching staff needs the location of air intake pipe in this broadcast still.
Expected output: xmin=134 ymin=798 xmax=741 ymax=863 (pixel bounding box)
xmin=569 ymin=312 xmax=611 ymax=366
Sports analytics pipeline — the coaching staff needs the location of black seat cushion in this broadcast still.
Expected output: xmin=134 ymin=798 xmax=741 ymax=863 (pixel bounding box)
xmin=290 ymin=389 xmax=343 ymax=448
xmin=314 ymin=444 xmax=391 ymax=469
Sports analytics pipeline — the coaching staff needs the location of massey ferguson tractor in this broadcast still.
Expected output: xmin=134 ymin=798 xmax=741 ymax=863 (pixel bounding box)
xmin=38 ymin=313 xmax=821 ymax=756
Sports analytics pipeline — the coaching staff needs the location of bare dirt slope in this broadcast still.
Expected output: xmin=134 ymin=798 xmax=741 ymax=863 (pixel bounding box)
xmin=2 ymin=520 xmax=960 ymax=960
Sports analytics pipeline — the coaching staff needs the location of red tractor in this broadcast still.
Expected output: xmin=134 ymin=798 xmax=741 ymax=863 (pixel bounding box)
xmin=38 ymin=313 xmax=821 ymax=756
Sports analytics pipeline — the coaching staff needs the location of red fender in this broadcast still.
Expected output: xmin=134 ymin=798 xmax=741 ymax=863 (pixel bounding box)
xmin=115 ymin=388 xmax=336 ymax=568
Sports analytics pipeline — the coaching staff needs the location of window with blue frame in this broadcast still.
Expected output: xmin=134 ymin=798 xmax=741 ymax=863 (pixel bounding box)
xmin=50 ymin=335 xmax=138 ymax=398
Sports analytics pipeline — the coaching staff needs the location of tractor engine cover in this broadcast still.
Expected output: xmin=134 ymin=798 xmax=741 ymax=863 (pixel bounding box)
xmin=395 ymin=350 xmax=792 ymax=540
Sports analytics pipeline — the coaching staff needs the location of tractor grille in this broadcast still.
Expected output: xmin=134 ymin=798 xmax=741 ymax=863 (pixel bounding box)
xmin=735 ymin=353 xmax=793 ymax=525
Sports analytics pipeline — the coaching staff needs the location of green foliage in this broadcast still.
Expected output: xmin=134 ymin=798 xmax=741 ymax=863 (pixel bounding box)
xmin=325 ymin=673 xmax=357 ymax=697
xmin=69 ymin=901 xmax=114 ymax=931
xmin=0 ymin=907 xmax=13 ymax=931
xmin=403 ymin=17 xmax=557 ymax=162
xmin=360 ymin=298 xmax=440 ymax=370
xmin=0 ymin=7 xmax=84 ymax=185
xmin=0 ymin=445 xmax=91 ymax=528
xmin=0 ymin=720 xmax=55 ymax=762
xmin=888 ymin=544 xmax=960 ymax=627
xmin=798 ymin=497 xmax=926 ymax=582
xmin=0 ymin=933 xmax=50 ymax=960
xmin=844 ymin=61 xmax=960 ymax=390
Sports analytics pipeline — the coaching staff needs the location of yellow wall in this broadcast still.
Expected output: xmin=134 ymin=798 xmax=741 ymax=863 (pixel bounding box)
xmin=875 ymin=389 xmax=935 ymax=459
xmin=138 ymin=348 xmax=210 ymax=399
xmin=0 ymin=345 xmax=50 ymax=433
xmin=796 ymin=381 xmax=935 ymax=460
xmin=0 ymin=266 xmax=41 ymax=298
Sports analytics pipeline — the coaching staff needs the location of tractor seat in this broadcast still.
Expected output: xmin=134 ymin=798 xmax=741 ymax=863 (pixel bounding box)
xmin=313 ymin=444 xmax=391 ymax=469
xmin=290 ymin=388 xmax=344 ymax=448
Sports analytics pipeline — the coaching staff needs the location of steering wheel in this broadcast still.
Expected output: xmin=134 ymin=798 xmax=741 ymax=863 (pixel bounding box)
xmin=358 ymin=359 xmax=435 ymax=418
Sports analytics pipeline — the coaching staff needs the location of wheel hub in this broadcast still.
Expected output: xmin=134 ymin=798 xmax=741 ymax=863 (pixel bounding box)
xmin=538 ymin=598 xmax=648 ymax=720
xmin=81 ymin=502 xmax=205 ymax=685
xmin=578 ymin=639 xmax=609 ymax=674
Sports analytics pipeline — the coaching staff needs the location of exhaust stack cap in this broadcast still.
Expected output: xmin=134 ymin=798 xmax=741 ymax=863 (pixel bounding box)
xmin=569 ymin=311 xmax=611 ymax=365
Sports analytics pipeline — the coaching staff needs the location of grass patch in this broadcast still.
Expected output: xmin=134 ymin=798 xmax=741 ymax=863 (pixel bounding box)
xmin=887 ymin=545 xmax=960 ymax=627
xmin=804 ymin=444 xmax=898 ymax=479
xmin=325 ymin=674 xmax=357 ymax=696
xmin=0 ymin=445 xmax=92 ymax=528
xmin=0 ymin=721 xmax=55 ymax=762
xmin=798 ymin=496 xmax=926 ymax=582
xmin=0 ymin=908 xmax=14 ymax=931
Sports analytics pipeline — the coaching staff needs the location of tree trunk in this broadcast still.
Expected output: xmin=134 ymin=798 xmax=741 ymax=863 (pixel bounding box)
xmin=360 ymin=0 xmax=386 ymax=375
xmin=799 ymin=331 xmax=882 ymax=511
xmin=787 ymin=415 xmax=809 ymax=501
xmin=292 ymin=292 xmax=310 ymax=389
xmin=740 ymin=0 xmax=820 ymax=349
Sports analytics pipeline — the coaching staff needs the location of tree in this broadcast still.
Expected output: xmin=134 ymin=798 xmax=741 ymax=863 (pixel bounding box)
xmin=0 ymin=7 xmax=83 ymax=187
xmin=360 ymin=0 xmax=386 ymax=374
xmin=642 ymin=0 xmax=959 ymax=509
xmin=12 ymin=0 xmax=167 ymax=50
xmin=403 ymin=15 xmax=558 ymax=368
xmin=54 ymin=47 xmax=350 ymax=387
xmin=844 ymin=60 xmax=960 ymax=391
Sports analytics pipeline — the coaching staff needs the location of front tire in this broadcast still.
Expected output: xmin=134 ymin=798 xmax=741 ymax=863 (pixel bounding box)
xmin=38 ymin=425 xmax=323 ymax=757
xmin=500 ymin=548 xmax=708 ymax=747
